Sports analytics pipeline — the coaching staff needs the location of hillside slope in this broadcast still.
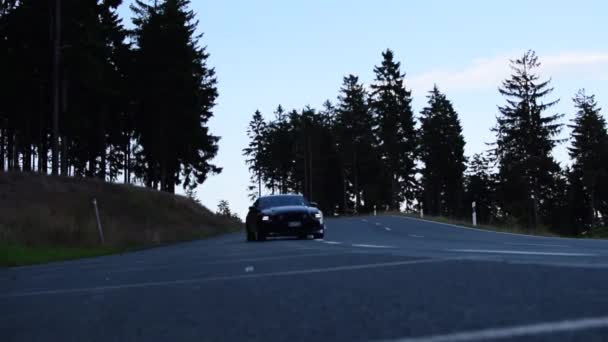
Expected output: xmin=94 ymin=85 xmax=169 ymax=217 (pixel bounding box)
xmin=0 ymin=172 xmax=241 ymax=249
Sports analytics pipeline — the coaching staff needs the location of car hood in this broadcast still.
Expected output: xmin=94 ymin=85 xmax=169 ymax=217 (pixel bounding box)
xmin=261 ymin=206 xmax=317 ymax=215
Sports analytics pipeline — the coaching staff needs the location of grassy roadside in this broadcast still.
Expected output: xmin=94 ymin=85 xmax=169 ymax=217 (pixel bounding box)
xmin=0 ymin=243 xmax=121 ymax=267
xmin=0 ymin=224 xmax=243 ymax=268
xmin=0 ymin=171 xmax=243 ymax=267
xmin=385 ymin=211 xmax=559 ymax=237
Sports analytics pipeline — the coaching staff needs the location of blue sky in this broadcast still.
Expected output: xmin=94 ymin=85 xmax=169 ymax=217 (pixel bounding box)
xmin=118 ymin=0 xmax=608 ymax=217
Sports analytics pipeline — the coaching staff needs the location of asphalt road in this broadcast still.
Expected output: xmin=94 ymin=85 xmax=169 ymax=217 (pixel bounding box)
xmin=3 ymin=215 xmax=608 ymax=342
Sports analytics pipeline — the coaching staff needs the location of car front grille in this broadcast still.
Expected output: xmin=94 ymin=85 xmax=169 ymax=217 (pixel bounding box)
xmin=278 ymin=213 xmax=309 ymax=222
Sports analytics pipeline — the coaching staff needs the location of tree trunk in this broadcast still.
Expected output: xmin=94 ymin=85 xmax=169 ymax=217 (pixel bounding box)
xmin=590 ymin=186 xmax=596 ymax=227
xmin=160 ymin=157 xmax=167 ymax=192
xmin=51 ymin=0 xmax=61 ymax=176
xmin=0 ymin=129 xmax=4 ymax=171
xmin=98 ymin=108 xmax=106 ymax=180
xmin=391 ymin=174 xmax=398 ymax=211
xmin=23 ymin=143 xmax=32 ymax=172
xmin=168 ymin=177 xmax=175 ymax=193
xmin=100 ymin=150 xmax=106 ymax=180
xmin=258 ymin=171 xmax=261 ymax=198
xmin=38 ymin=140 xmax=44 ymax=173
xmin=342 ymin=164 xmax=347 ymax=214
xmin=353 ymin=150 xmax=359 ymax=213
xmin=7 ymin=131 xmax=14 ymax=170
xmin=12 ymin=134 xmax=19 ymax=170
xmin=60 ymin=135 xmax=68 ymax=176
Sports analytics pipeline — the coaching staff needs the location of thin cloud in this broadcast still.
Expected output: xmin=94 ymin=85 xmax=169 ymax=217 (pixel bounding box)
xmin=408 ymin=51 xmax=608 ymax=93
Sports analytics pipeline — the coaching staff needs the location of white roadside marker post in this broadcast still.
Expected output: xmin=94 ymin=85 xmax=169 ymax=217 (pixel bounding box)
xmin=374 ymin=205 xmax=377 ymax=216
xmin=472 ymin=201 xmax=477 ymax=227
xmin=420 ymin=206 xmax=424 ymax=219
xmin=92 ymin=198 xmax=105 ymax=244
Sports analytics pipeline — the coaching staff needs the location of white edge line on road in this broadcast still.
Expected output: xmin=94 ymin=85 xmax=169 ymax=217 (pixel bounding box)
xmin=504 ymin=242 xmax=569 ymax=248
xmin=379 ymin=315 xmax=608 ymax=342
xmin=448 ymin=249 xmax=598 ymax=257
xmin=322 ymin=241 xmax=342 ymax=245
xmin=390 ymin=215 xmax=564 ymax=240
xmin=352 ymin=244 xmax=394 ymax=249
xmin=1 ymin=258 xmax=457 ymax=298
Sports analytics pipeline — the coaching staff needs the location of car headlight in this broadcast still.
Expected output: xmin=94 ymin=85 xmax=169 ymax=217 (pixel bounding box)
xmin=314 ymin=212 xmax=323 ymax=224
xmin=262 ymin=215 xmax=270 ymax=221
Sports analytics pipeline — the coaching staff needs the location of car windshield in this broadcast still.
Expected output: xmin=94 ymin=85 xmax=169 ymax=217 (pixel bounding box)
xmin=259 ymin=196 xmax=309 ymax=209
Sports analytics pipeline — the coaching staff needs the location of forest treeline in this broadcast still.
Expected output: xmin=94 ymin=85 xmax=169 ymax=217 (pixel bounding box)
xmin=1 ymin=1 xmax=606 ymax=235
xmin=0 ymin=0 xmax=220 ymax=193
xmin=244 ymin=50 xmax=608 ymax=236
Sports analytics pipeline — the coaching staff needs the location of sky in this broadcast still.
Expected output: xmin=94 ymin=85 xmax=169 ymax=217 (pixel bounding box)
xmin=117 ymin=0 xmax=608 ymax=218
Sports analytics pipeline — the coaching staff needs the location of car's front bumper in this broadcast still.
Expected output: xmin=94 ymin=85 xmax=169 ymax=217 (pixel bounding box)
xmin=259 ymin=220 xmax=325 ymax=237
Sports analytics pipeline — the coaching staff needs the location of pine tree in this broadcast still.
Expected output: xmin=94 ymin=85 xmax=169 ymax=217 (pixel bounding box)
xmin=568 ymin=89 xmax=608 ymax=227
xmin=131 ymin=0 xmax=220 ymax=193
xmin=259 ymin=105 xmax=294 ymax=194
xmin=243 ymin=110 xmax=266 ymax=200
xmin=217 ymin=199 xmax=232 ymax=217
xmin=98 ymin=0 xmax=132 ymax=182
xmin=1 ymin=0 xmax=52 ymax=173
xmin=335 ymin=74 xmax=377 ymax=213
xmin=492 ymin=50 xmax=564 ymax=229
xmin=318 ymin=100 xmax=343 ymax=214
xmin=419 ymin=86 xmax=466 ymax=217
xmin=370 ymin=49 xmax=417 ymax=210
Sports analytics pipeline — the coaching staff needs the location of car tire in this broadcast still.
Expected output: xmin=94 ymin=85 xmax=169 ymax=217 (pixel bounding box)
xmin=313 ymin=233 xmax=324 ymax=239
xmin=256 ymin=231 xmax=266 ymax=242
xmin=246 ymin=230 xmax=254 ymax=242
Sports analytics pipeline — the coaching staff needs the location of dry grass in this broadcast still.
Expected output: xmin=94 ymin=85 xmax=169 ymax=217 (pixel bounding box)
xmin=0 ymin=171 xmax=242 ymax=249
xmin=384 ymin=211 xmax=558 ymax=237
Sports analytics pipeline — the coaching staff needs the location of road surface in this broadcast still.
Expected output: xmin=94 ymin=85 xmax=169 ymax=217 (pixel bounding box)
xmin=3 ymin=215 xmax=608 ymax=341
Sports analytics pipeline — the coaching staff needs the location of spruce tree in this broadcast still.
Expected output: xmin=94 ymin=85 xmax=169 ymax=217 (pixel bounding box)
xmin=131 ymin=0 xmax=220 ymax=193
xmin=335 ymin=74 xmax=377 ymax=213
xmin=492 ymin=50 xmax=563 ymax=228
xmin=568 ymin=89 xmax=608 ymax=227
xmin=419 ymin=86 xmax=466 ymax=217
xmin=260 ymin=105 xmax=294 ymax=193
xmin=370 ymin=49 xmax=417 ymax=210
xmin=243 ymin=110 xmax=267 ymax=200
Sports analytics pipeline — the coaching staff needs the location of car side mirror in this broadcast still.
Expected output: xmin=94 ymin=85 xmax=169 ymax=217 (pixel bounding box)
xmin=310 ymin=202 xmax=318 ymax=208
xmin=248 ymin=206 xmax=256 ymax=211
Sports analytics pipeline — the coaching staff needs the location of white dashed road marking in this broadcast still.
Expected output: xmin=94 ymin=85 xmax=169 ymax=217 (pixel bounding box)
xmin=409 ymin=234 xmax=424 ymax=238
xmin=322 ymin=241 xmax=343 ymax=245
xmin=385 ymin=227 xmax=392 ymax=231
xmin=448 ymin=249 xmax=598 ymax=257
xmin=351 ymin=244 xmax=394 ymax=249
xmin=380 ymin=315 xmax=608 ymax=342
xmin=2 ymin=258 xmax=455 ymax=298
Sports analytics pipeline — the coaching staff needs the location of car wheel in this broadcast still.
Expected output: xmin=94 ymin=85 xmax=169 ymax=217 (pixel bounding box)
xmin=313 ymin=233 xmax=324 ymax=239
xmin=297 ymin=234 xmax=308 ymax=240
xmin=256 ymin=231 xmax=266 ymax=242
xmin=246 ymin=230 xmax=254 ymax=242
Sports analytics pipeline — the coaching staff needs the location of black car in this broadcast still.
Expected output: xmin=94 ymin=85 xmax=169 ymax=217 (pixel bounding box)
xmin=245 ymin=194 xmax=325 ymax=241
